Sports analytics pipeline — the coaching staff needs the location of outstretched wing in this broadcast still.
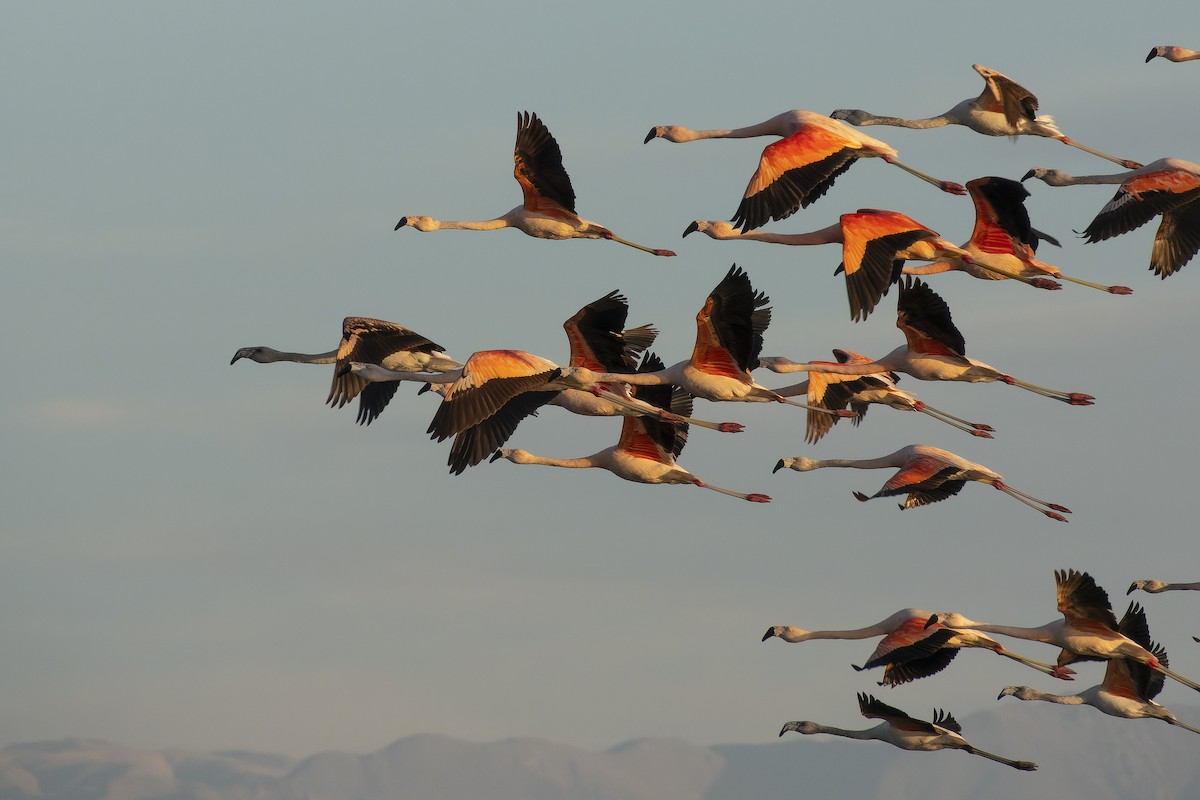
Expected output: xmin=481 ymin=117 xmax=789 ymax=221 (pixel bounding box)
xmin=514 ymin=111 xmax=577 ymax=214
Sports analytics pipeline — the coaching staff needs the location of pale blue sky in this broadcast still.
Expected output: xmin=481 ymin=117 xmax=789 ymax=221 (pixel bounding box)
xmin=3 ymin=1 xmax=1199 ymax=759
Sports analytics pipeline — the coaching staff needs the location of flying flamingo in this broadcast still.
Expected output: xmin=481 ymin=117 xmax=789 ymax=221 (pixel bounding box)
xmin=568 ymin=265 xmax=858 ymax=418
xmin=831 ymin=64 xmax=1141 ymax=169
xmin=682 ymin=209 xmax=974 ymax=321
xmin=763 ymin=608 xmax=1072 ymax=687
xmin=1128 ymin=579 xmax=1200 ymax=595
xmin=757 ymin=276 xmax=1095 ymax=406
xmin=1147 ymin=46 xmax=1200 ymax=63
xmin=490 ymin=353 xmax=770 ymax=503
xmin=999 ymin=603 xmax=1200 ymax=736
xmin=901 ymin=176 xmax=1133 ymax=294
xmin=644 ymin=109 xmax=965 ymax=232
xmin=779 ymin=693 xmax=1038 ymax=771
xmin=394 ymin=112 xmax=675 ymax=257
xmin=771 ymin=349 xmax=994 ymax=444
xmin=773 ymin=443 xmax=1071 ymax=521
xmin=230 ymin=317 xmax=462 ymax=425
xmin=1022 ymin=159 xmax=1200 ymax=278
xmin=927 ymin=569 xmax=1200 ymax=693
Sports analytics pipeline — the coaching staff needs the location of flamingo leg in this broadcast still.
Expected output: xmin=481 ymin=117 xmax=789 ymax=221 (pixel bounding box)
xmin=1053 ymin=272 xmax=1134 ymax=295
xmin=915 ymin=405 xmax=995 ymax=438
xmin=1056 ymin=136 xmax=1143 ymax=171
xmin=992 ymin=482 xmax=1070 ymax=522
xmin=591 ymin=387 xmax=743 ymax=432
xmin=692 ymin=479 xmax=770 ymax=503
xmin=1000 ymin=376 xmax=1094 ymax=405
xmin=1169 ymin=720 xmax=1200 ymax=736
xmin=599 ymin=231 xmax=676 ymax=257
xmin=882 ymin=156 xmax=966 ymax=195
xmin=962 ymin=747 xmax=1038 ymax=772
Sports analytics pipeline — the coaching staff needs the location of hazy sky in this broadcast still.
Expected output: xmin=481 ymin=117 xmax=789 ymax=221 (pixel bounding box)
xmin=4 ymin=0 xmax=1200 ymax=761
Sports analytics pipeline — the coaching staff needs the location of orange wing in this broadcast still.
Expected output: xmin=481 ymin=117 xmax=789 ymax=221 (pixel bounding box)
xmin=840 ymin=209 xmax=937 ymax=321
xmin=1055 ymin=569 xmax=1119 ymax=631
xmin=733 ymin=125 xmax=863 ymax=231
xmin=615 ymin=416 xmax=672 ymax=465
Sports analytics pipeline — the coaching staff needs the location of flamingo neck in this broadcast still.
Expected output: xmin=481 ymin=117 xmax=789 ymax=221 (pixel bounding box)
xmin=805 ymin=453 xmax=908 ymax=471
xmin=855 ymin=113 xmax=951 ymax=130
xmin=510 ymin=451 xmax=601 ymax=469
xmin=257 ymin=348 xmax=338 ymax=364
xmin=807 ymin=724 xmax=879 ymax=741
xmin=434 ymin=217 xmax=512 ymax=231
xmin=739 ymin=223 xmax=844 ymax=245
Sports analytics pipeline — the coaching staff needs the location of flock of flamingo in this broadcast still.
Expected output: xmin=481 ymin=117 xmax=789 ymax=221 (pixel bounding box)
xmin=232 ymin=51 xmax=1199 ymax=772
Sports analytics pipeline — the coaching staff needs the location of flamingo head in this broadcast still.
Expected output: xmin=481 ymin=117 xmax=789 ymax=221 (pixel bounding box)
xmin=997 ymin=686 xmax=1036 ymax=701
xmin=230 ymin=346 xmax=273 ymax=364
xmin=924 ymin=612 xmax=974 ymax=630
xmin=829 ymin=109 xmax=871 ymax=126
xmin=774 ymin=456 xmax=820 ymax=473
xmin=1128 ymin=579 xmax=1166 ymax=594
xmin=779 ymin=721 xmax=821 ymax=737
xmin=394 ymin=215 xmax=441 ymax=232
xmin=644 ymin=125 xmax=693 ymax=143
xmin=1021 ymin=168 xmax=1071 ymax=187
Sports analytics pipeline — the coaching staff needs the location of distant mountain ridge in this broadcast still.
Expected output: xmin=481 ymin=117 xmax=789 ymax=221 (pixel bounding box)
xmin=4 ymin=703 xmax=1200 ymax=800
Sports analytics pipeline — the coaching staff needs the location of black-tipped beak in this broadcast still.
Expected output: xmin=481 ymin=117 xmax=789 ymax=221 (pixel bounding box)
xmin=229 ymin=355 xmax=241 ymax=365
xmin=394 ymin=217 xmax=408 ymax=230
xmin=1126 ymin=583 xmax=1137 ymax=595
xmin=1020 ymin=170 xmax=1037 ymax=182
xmin=643 ymin=128 xmax=657 ymax=144
xmin=683 ymin=221 xmax=699 ymax=238
xmin=1146 ymin=49 xmax=1157 ymax=62
xmin=773 ymin=459 xmax=786 ymax=473
xmin=761 ymin=629 xmax=774 ymax=642
xmin=489 ymin=451 xmax=503 ymax=463
xmin=417 ymin=382 xmax=432 ymax=395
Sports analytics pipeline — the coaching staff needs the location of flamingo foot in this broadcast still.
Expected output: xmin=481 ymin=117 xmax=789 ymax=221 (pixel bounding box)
xmin=941 ymin=181 xmax=967 ymax=195
xmin=1029 ymin=278 xmax=1063 ymax=290
xmin=835 ymin=409 xmax=858 ymax=419
xmin=852 ymin=491 xmax=870 ymax=503
xmin=653 ymin=249 xmax=677 ymax=257
xmin=970 ymin=429 xmax=994 ymax=438
xmin=1120 ymin=160 xmax=1144 ymax=170
xmin=1067 ymin=393 xmax=1095 ymax=405
xmin=975 ymin=423 xmax=996 ymax=431
xmin=1051 ymin=666 xmax=1076 ymax=680
xmin=1108 ymin=285 xmax=1133 ymax=295
xmin=718 ymin=422 xmax=745 ymax=433
xmin=746 ymin=493 xmax=772 ymax=503
xmin=1048 ymin=503 xmax=1072 ymax=514
xmin=1045 ymin=511 xmax=1069 ymax=522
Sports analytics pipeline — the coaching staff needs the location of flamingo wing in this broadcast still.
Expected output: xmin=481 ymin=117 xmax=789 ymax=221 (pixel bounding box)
xmin=840 ymin=210 xmax=935 ymax=322
xmin=445 ymin=390 xmax=560 ymax=475
xmin=859 ymin=458 xmax=966 ymax=508
xmin=896 ymin=277 xmax=967 ymax=356
xmin=858 ymin=693 xmax=935 ymax=733
xmin=732 ymin=124 xmax=860 ymax=231
xmin=428 ymin=350 xmax=561 ymax=440
xmin=880 ymin=646 xmax=960 ymax=687
xmin=563 ymin=291 xmax=658 ymax=371
xmin=978 ymin=69 xmax=1039 ymax=127
xmin=803 ymin=369 xmax=886 ymax=443
xmin=863 ymin=627 xmax=959 ymax=671
xmin=966 ymin=176 xmax=1040 ymax=253
xmin=329 ymin=317 xmax=447 ymax=423
xmin=1149 ymin=200 xmax=1200 ymax=278
xmin=626 ymin=352 xmax=692 ymax=458
xmin=1115 ymin=602 xmax=1167 ymax=701
xmin=1055 ymin=569 xmax=1120 ymax=632
xmin=691 ymin=265 xmax=771 ymax=377
xmin=1081 ymin=170 xmax=1200 ymax=245
xmin=929 ymin=708 xmax=963 ymax=735
xmin=514 ymin=111 xmax=577 ymax=215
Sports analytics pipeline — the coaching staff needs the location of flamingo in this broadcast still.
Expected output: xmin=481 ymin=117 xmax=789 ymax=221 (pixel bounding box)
xmin=682 ymin=209 xmax=975 ymax=321
xmin=394 ymin=112 xmax=675 ymax=257
xmin=1147 ymin=46 xmax=1200 ymax=63
xmin=1022 ymin=159 xmax=1200 ymax=278
xmin=779 ymin=693 xmax=1038 ymax=771
xmin=831 ymin=64 xmax=1141 ymax=169
xmin=774 ymin=443 xmax=1071 ymax=521
xmin=490 ymin=353 xmax=770 ymax=503
xmin=230 ymin=317 xmax=462 ymax=425
xmin=644 ymin=109 xmax=965 ymax=232
xmin=902 ymin=176 xmax=1133 ymax=294
xmin=571 ymin=265 xmax=858 ymax=418
xmin=763 ymin=608 xmax=1072 ymax=687
xmin=771 ymin=349 xmax=994 ymax=444
xmin=999 ymin=603 xmax=1200 ymax=736
xmin=758 ymin=276 xmax=1095 ymax=406
xmin=927 ymin=569 xmax=1200 ymax=693
xmin=1128 ymin=580 xmax=1200 ymax=595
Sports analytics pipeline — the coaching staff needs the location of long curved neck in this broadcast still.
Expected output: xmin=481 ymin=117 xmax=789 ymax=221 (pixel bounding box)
xmin=807 ymin=724 xmax=880 ymax=741
xmin=434 ymin=217 xmax=511 ymax=230
xmin=854 ymin=113 xmax=950 ymax=129
xmin=1013 ymin=688 xmax=1083 ymax=705
xmin=258 ymin=348 xmax=338 ymax=364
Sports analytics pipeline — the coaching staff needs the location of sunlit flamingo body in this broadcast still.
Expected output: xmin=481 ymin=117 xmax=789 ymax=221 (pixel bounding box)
xmin=230 ymin=317 xmax=461 ymax=425
xmin=758 ymin=277 xmax=1094 ymax=405
xmin=999 ymin=603 xmax=1200 ymax=735
xmin=763 ymin=608 xmax=1070 ymax=687
xmin=683 ymin=209 xmax=973 ymax=320
xmin=491 ymin=353 xmax=770 ymax=503
xmin=929 ymin=569 xmax=1200 ymax=693
xmin=1147 ymin=46 xmax=1200 ymax=63
xmin=832 ymin=64 xmax=1140 ymax=169
xmin=772 ymin=349 xmax=994 ymax=443
xmin=1023 ymin=159 xmax=1200 ymax=278
xmin=779 ymin=693 xmax=1037 ymax=771
xmin=774 ymin=443 xmax=1070 ymax=521
xmin=902 ymin=176 xmax=1132 ymax=294
xmin=395 ymin=112 xmax=675 ymax=256
xmin=645 ymin=109 xmax=964 ymax=231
